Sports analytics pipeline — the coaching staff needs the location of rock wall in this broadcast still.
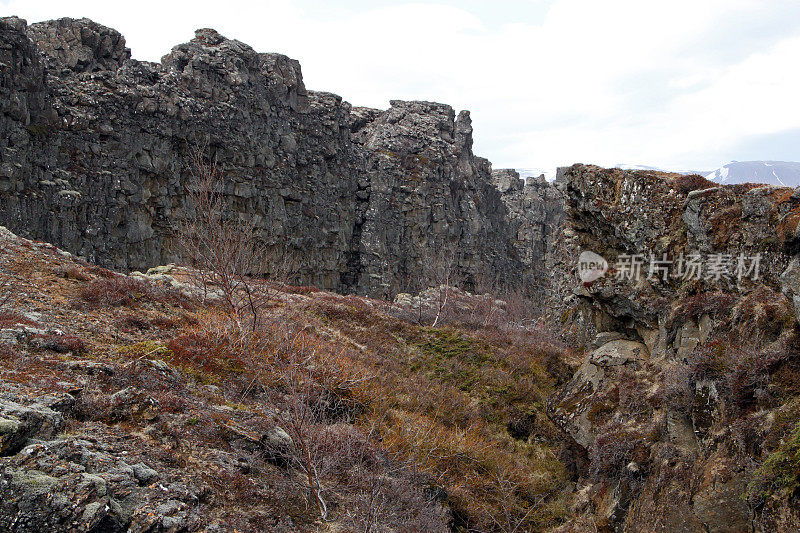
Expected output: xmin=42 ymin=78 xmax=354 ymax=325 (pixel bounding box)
xmin=549 ymin=164 xmax=800 ymax=532
xmin=0 ymin=16 xmax=564 ymax=298
xmin=492 ymin=168 xmax=565 ymax=291
xmin=350 ymin=102 xmax=527 ymax=298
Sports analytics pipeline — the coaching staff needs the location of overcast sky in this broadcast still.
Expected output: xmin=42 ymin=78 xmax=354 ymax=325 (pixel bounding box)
xmin=4 ymin=0 xmax=800 ymax=172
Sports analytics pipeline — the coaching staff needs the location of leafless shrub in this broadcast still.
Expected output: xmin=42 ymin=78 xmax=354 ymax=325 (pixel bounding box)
xmin=53 ymin=264 xmax=91 ymax=281
xmin=73 ymin=275 xmax=190 ymax=310
xmin=421 ymin=243 xmax=458 ymax=328
xmin=658 ymin=361 xmax=694 ymax=413
xmin=30 ymin=333 xmax=88 ymax=354
xmin=179 ymin=148 xmax=278 ymax=332
xmin=617 ymin=368 xmax=651 ymax=418
xmin=589 ymin=424 xmax=650 ymax=479
xmin=262 ymin=325 xmax=373 ymax=521
xmin=474 ymin=466 xmax=551 ymax=533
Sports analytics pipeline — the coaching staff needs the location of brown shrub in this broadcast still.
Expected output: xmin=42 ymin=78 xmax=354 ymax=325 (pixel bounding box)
xmin=618 ymin=368 xmax=652 ymax=418
xmin=670 ymin=174 xmax=717 ymax=195
xmin=151 ymin=315 xmax=184 ymax=330
xmin=0 ymin=343 xmax=14 ymax=360
xmin=667 ymin=291 xmax=735 ymax=336
xmin=589 ymin=424 xmax=651 ymax=478
xmin=167 ymin=328 xmax=233 ymax=374
xmin=726 ymin=337 xmax=800 ymax=411
xmin=76 ymin=276 xmax=150 ymax=308
xmin=74 ymin=276 xmax=191 ymax=310
xmin=53 ymin=264 xmax=91 ymax=281
xmin=732 ymin=286 xmax=794 ymax=343
xmin=30 ymin=333 xmax=87 ymax=354
xmin=153 ymin=391 xmax=188 ymax=414
xmin=83 ymin=264 xmax=117 ymax=278
xmin=316 ymin=302 xmax=373 ymax=323
xmin=117 ymin=313 xmax=151 ymax=332
xmin=283 ymin=284 xmax=319 ymax=295
xmin=658 ymin=362 xmax=694 ymax=413
xmin=0 ymin=310 xmax=37 ymax=328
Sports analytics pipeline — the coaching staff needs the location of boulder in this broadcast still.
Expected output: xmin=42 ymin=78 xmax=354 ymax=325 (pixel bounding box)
xmin=0 ymin=399 xmax=64 ymax=456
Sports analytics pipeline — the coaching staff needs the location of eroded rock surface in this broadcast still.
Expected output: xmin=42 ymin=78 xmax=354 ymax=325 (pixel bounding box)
xmin=550 ymin=165 xmax=800 ymax=532
xmin=0 ymin=17 xmax=562 ymax=298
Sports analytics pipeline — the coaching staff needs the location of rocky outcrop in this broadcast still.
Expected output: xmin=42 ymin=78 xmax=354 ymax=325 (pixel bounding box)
xmin=0 ymin=17 xmax=364 ymax=291
xmin=27 ymin=18 xmax=130 ymax=74
xmin=349 ymin=101 xmax=523 ymax=297
xmin=550 ymin=164 xmax=800 ymax=532
xmin=0 ymin=16 xmax=562 ymax=298
xmin=492 ymin=169 xmax=565 ymax=289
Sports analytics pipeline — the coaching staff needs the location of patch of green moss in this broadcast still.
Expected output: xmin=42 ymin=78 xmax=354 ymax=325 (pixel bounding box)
xmin=748 ymin=421 xmax=800 ymax=500
xmin=413 ymin=328 xmax=492 ymax=364
xmin=117 ymin=340 xmax=172 ymax=360
xmin=25 ymin=123 xmax=53 ymax=138
xmin=407 ymin=329 xmax=495 ymax=393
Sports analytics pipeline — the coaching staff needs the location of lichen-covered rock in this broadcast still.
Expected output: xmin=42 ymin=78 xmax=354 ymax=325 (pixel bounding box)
xmin=0 ymin=438 xmax=203 ymax=532
xmin=28 ymin=17 xmax=130 ymax=74
xmin=0 ymin=399 xmax=64 ymax=456
xmin=550 ymin=164 xmax=800 ymax=531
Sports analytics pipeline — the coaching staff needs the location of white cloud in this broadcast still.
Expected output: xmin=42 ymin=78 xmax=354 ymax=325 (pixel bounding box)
xmin=2 ymin=0 xmax=800 ymax=171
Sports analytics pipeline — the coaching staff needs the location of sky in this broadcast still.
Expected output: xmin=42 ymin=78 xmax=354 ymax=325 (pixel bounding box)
xmin=3 ymin=0 xmax=800 ymax=172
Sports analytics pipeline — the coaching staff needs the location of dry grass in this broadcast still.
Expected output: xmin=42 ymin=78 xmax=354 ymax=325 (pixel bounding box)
xmin=73 ymin=275 xmax=192 ymax=310
xmin=0 ymin=226 xmax=576 ymax=531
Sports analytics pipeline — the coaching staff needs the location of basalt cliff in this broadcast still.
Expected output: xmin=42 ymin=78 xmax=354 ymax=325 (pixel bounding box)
xmin=0 ymin=16 xmax=561 ymax=299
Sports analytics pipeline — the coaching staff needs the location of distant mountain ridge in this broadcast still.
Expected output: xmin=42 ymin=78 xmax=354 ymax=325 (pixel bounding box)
xmin=705 ymin=161 xmax=800 ymax=187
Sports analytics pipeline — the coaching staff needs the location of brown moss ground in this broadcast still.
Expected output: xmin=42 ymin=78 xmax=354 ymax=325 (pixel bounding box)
xmin=0 ymin=233 xmax=575 ymax=532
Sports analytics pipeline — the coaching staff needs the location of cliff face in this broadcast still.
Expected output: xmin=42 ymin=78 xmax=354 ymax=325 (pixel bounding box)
xmin=492 ymin=169 xmax=565 ymax=291
xmin=0 ymin=16 xmax=555 ymax=298
xmin=350 ymin=101 xmax=526 ymax=298
xmin=1 ymin=17 xmax=363 ymax=291
xmin=549 ymin=164 xmax=800 ymax=532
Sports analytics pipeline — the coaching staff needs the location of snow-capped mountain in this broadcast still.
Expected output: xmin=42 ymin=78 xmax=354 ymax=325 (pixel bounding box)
xmin=705 ymin=161 xmax=800 ymax=187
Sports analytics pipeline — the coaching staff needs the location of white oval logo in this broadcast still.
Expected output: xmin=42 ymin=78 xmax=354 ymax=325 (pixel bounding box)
xmin=578 ymin=251 xmax=608 ymax=283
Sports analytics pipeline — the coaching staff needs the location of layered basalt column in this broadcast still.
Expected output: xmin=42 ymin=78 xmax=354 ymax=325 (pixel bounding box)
xmin=0 ymin=16 xmax=562 ymax=298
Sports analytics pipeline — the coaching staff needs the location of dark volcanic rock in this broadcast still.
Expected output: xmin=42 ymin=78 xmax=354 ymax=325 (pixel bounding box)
xmin=28 ymin=17 xmax=131 ymax=74
xmin=350 ymin=101 xmax=524 ymax=297
xmin=0 ymin=17 xmax=561 ymax=298
xmin=492 ymin=169 xmax=565 ymax=288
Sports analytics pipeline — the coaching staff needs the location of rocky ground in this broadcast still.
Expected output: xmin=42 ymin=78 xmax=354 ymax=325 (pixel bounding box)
xmin=0 ymin=225 xmax=575 ymax=532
